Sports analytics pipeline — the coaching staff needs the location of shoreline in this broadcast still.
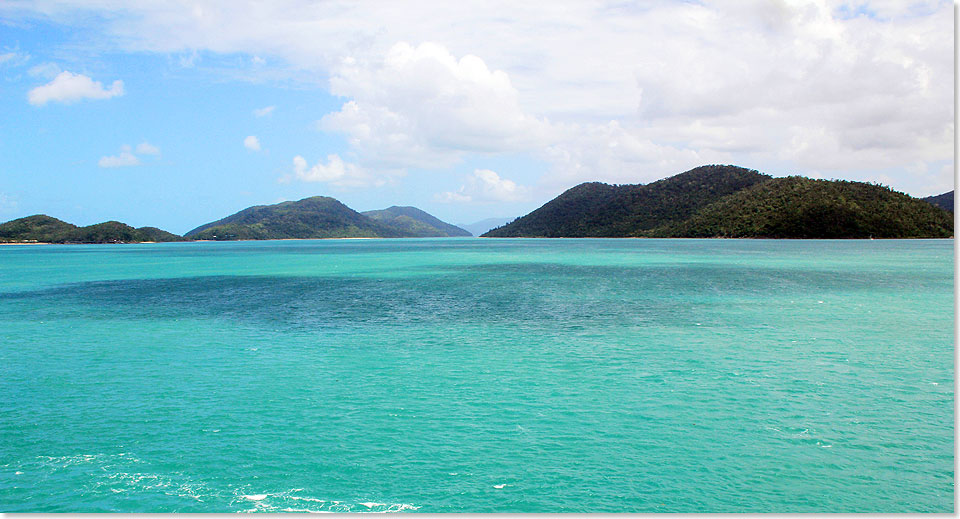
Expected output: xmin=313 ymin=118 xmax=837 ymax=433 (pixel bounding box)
xmin=0 ymin=235 xmax=953 ymax=245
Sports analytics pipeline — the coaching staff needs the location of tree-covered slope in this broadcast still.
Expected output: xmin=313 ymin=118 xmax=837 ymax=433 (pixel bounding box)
xmin=185 ymin=196 xmax=414 ymax=240
xmin=651 ymin=177 xmax=953 ymax=238
xmin=136 ymin=226 xmax=190 ymax=242
xmin=362 ymin=206 xmax=472 ymax=237
xmin=0 ymin=215 xmax=187 ymax=243
xmin=484 ymin=165 xmax=770 ymax=237
xmin=482 ymin=166 xmax=952 ymax=239
xmin=0 ymin=215 xmax=77 ymax=242
xmin=923 ymin=191 xmax=953 ymax=213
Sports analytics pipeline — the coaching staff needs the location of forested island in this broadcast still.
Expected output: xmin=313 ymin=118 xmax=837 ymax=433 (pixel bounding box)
xmin=0 ymin=215 xmax=185 ymax=244
xmin=184 ymin=197 xmax=471 ymax=240
xmin=483 ymin=165 xmax=953 ymax=239
xmin=1 ymin=165 xmax=953 ymax=243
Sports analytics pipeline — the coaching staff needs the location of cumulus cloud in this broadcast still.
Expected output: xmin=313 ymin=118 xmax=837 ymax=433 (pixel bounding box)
xmin=243 ymin=135 xmax=261 ymax=151
xmin=320 ymin=41 xmax=550 ymax=169
xmin=437 ymin=169 xmax=528 ymax=203
xmin=253 ymin=105 xmax=275 ymax=117
xmin=28 ymin=71 xmax=124 ymax=106
xmin=290 ymin=154 xmax=401 ymax=188
xmin=4 ymin=1 xmax=954 ymax=195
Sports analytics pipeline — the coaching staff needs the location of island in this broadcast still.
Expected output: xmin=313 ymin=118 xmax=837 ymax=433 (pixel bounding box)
xmin=482 ymin=165 xmax=953 ymax=239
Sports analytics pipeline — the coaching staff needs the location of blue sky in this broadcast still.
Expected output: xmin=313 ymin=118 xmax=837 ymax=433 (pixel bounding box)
xmin=0 ymin=1 xmax=954 ymax=234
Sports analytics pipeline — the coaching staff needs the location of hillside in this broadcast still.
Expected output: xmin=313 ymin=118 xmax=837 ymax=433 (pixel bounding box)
xmin=0 ymin=215 xmax=77 ymax=242
xmin=653 ymin=177 xmax=953 ymax=238
xmin=185 ymin=196 xmax=414 ymax=240
xmin=0 ymin=215 xmax=186 ymax=243
xmin=482 ymin=165 xmax=953 ymax=239
xmin=484 ymin=165 xmax=770 ymax=237
xmin=362 ymin=206 xmax=471 ymax=237
xmin=923 ymin=191 xmax=953 ymax=213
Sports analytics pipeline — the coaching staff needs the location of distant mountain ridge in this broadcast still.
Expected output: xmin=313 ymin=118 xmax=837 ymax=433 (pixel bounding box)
xmin=362 ymin=206 xmax=471 ymax=237
xmin=185 ymin=197 xmax=469 ymax=240
xmin=0 ymin=215 xmax=185 ymax=243
xmin=923 ymin=191 xmax=953 ymax=213
xmin=458 ymin=217 xmax=517 ymax=237
xmin=483 ymin=165 xmax=953 ymax=239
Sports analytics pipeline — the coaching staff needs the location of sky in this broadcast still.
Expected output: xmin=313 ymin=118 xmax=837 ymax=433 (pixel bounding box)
xmin=0 ymin=0 xmax=954 ymax=235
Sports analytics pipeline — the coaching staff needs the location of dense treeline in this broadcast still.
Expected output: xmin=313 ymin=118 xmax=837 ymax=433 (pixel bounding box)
xmin=484 ymin=165 xmax=953 ymax=239
xmin=652 ymin=177 xmax=953 ymax=238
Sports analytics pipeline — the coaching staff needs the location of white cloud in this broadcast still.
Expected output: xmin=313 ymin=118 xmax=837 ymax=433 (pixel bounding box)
xmin=99 ymin=143 xmax=161 ymax=168
xmin=253 ymin=105 xmax=275 ymax=117
xmin=28 ymin=71 xmax=124 ymax=106
xmin=98 ymin=146 xmax=140 ymax=168
xmin=243 ymin=135 xmax=261 ymax=151
xmin=320 ymin=41 xmax=550 ymax=170
xmin=291 ymin=154 xmax=400 ymax=188
xmin=4 ymin=1 xmax=954 ymax=195
xmin=135 ymin=141 xmax=160 ymax=155
xmin=437 ymin=169 xmax=528 ymax=203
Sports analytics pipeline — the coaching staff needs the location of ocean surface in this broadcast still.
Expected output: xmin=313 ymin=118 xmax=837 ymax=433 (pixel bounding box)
xmin=0 ymin=238 xmax=953 ymax=513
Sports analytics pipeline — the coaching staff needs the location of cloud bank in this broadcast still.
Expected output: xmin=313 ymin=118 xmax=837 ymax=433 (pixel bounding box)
xmin=7 ymin=0 xmax=953 ymax=194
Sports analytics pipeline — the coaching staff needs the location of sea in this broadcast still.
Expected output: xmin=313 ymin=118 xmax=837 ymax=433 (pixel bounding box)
xmin=0 ymin=238 xmax=953 ymax=513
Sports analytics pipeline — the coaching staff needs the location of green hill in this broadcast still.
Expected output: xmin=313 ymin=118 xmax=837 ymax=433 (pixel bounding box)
xmin=362 ymin=206 xmax=471 ymax=237
xmin=0 ymin=215 xmax=186 ymax=243
xmin=484 ymin=165 xmax=770 ymax=237
xmin=136 ymin=226 xmax=189 ymax=242
xmin=0 ymin=215 xmax=77 ymax=242
xmin=923 ymin=191 xmax=953 ymax=213
xmin=483 ymin=165 xmax=953 ymax=239
xmin=185 ymin=196 xmax=414 ymax=240
xmin=652 ymin=177 xmax=953 ymax=238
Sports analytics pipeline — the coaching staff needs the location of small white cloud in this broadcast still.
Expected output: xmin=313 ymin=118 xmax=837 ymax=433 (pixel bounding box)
xmin=290 ymin=154 xmax=400 ymax=188
xmin=28 ymin=71 xmax=124 ymax=106
xmin=135 ymin=142 xmax=160 ymax=155
xmin=98 ymin=149 xmax=140 ymax=168
xmin=437 ymin=169 xmax=527 ymax=203
xmin=253 ymin=105 xmax=275 ymax=117
xmin=293 ymin=154 xmax=350 ymax=183
xmin=243 ymin=135 xmax=261 ymax=151
xmin=99 ymin=143 xmax=160 ymax=168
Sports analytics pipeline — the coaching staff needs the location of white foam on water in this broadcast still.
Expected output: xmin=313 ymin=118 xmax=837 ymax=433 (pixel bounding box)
xmin=494 ymin=484 xmax=507 ymax=489
xmin=243 ymin=494 xmax=268 ymax=501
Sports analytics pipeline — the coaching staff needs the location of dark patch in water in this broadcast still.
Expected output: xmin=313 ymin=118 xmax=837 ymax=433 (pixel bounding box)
xmin=0 ymin=261 xmax=942 ymax=331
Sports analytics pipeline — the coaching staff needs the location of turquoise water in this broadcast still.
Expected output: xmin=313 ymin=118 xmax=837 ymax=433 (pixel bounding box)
xmin=0 ymin=238 xmax=953 ymax=512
